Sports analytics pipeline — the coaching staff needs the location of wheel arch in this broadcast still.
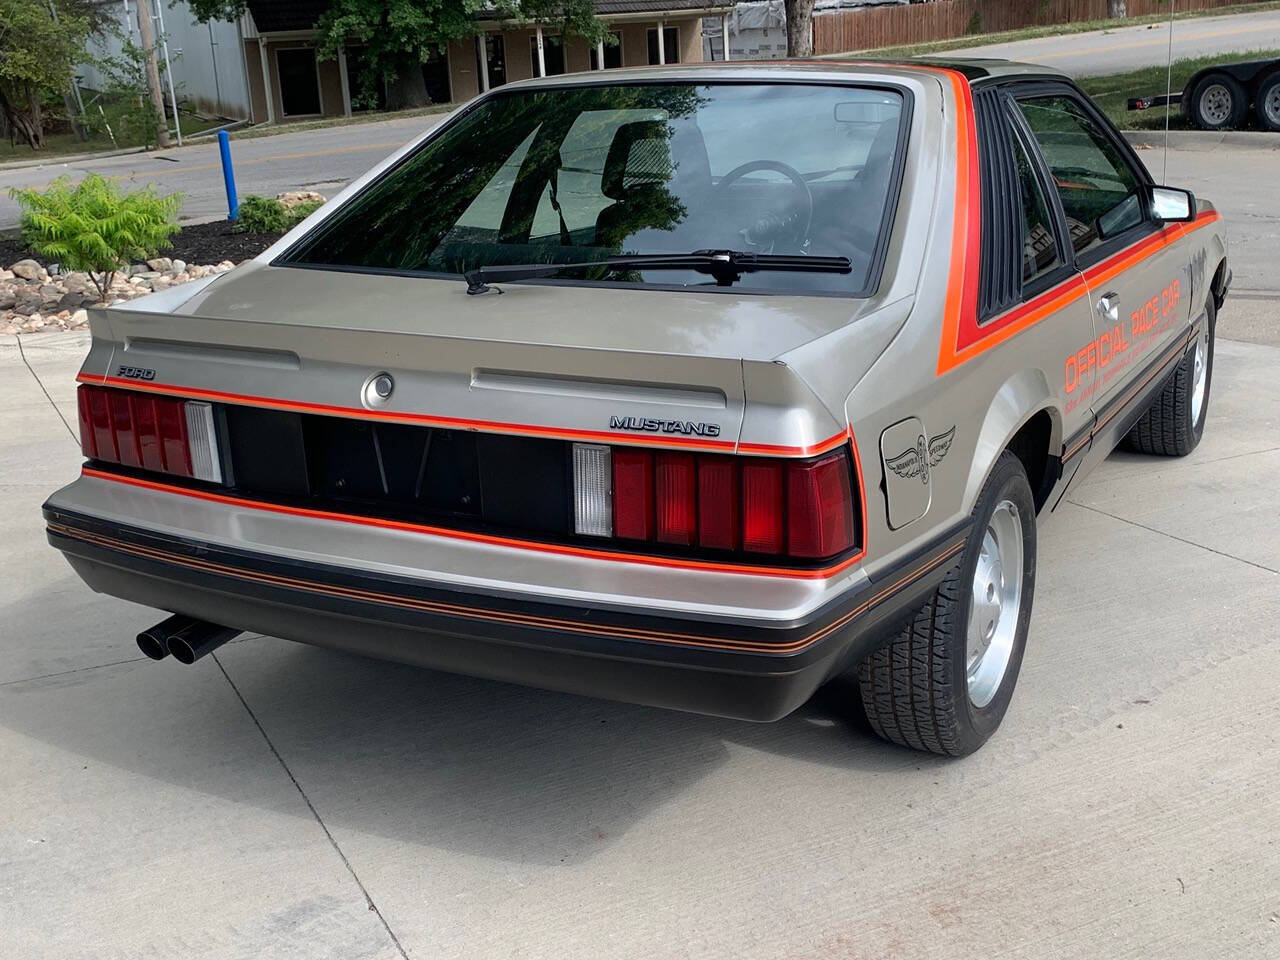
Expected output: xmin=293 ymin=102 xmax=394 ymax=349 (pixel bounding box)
xmin=962 ymin=368 xmax=1063 ymax=519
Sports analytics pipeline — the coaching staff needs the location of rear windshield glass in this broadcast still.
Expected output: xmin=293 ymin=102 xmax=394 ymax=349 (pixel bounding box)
xmin=280 ymin=82 xmax=906 ymax=296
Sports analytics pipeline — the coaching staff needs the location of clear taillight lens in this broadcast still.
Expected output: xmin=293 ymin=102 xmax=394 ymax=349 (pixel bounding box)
xmin=572 ymin=443 xmax=612 ymax=537
xmin=77 ymin=384 xmax=222 ymax=484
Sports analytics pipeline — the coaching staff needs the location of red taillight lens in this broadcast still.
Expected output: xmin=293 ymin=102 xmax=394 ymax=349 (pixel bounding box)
xmin=786 ymin=453 xmax=855 ymax=557
xmin=576 ymin=439 xmax=859 ymax=564
xmin=655 ymin=453 xmax=696 ymax=545
xmin=76 ymin=385 xmax=215 ymax=483
xmin=697 ymin=457 xmax=740 ymax=550
xmin=742 ymin=461 xmax=784 ymax=553
xmin=613 ymin=449 xmax=654 ymax=541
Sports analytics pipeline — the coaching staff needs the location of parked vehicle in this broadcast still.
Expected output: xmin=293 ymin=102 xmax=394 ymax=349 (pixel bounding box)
xmin=46 ymin=59 xmax=1228 ymax=756
xmin=1128 ymin=57 xmax=1280 ymax=130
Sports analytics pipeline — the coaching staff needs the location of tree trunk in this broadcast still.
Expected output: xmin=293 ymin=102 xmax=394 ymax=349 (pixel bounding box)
xmin=135 ymin=0 xmax=171 ymax=148
xmin=26 ymin=84 xmax=45 ymax=149
xmin=0 ymin=87 xmax=42 ymax=150
xmin=385 ymin=55 xmax=430 ymax=109
xmin=63 ymin=88 xmax=88 ymax=142
xmin=785 ymin=0 xmax=814 ymax=57
xmin=1108 ymin=0 xmax=1127 ymax=17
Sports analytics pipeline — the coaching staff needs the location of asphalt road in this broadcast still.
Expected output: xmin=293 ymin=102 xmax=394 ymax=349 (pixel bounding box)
xmin=4 ymin=316 xmax=1278 ymax=959
xmin=0 ymin=112 xmax=450 ymax=233
xmin=949 ymin=8 xmax=1280 ymax=76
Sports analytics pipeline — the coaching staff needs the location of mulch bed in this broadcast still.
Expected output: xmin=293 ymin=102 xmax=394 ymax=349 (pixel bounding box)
xmin=1 ymin=220 xmax=284 ymax=270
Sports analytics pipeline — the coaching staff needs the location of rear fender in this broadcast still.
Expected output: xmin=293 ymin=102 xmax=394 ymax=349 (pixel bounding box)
xmin=962 ymin=368 xmax=1062 ymax=516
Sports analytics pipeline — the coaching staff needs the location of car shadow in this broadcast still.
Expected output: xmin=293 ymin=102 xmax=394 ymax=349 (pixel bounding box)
xmin=2 ymin=582 xmax=948 ymax=867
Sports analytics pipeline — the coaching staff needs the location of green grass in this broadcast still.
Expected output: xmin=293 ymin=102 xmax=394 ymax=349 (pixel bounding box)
xmin=1077 ymin=47 xmax=1280 ymax=129
xmin=0 ymin=110 xmax=227 ymax=162
xmin=824 ymin=0 xmax=1280 ymax=60
xmin=221 ymin=103 xmax=456 ymax=144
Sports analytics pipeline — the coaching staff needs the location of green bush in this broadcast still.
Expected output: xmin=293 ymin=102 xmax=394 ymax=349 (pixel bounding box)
xmin=235 ymin=195 xmax=322 ymax=234
xmin=235 ymin=194 xmax=291 ymax=234
xmin=9 ymin=173 xmax=181 ymax=301
xmin=288 ymin=200 xmax=323 ymax=224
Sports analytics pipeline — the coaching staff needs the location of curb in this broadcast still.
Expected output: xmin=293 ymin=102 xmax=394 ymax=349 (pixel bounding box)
xmin=0 ymin=145 xmax=152 ymax=172
xmin=1121 ymin=129 xmax=1280 ymax=151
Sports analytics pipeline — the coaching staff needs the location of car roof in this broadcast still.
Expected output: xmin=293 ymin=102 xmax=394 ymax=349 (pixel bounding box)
xmin=498 ymin=57 xmax=1068 ymax=92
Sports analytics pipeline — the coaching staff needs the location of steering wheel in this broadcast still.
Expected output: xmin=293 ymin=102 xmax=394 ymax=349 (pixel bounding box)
xmin=714 ymin=160 xmax=813 ymax=251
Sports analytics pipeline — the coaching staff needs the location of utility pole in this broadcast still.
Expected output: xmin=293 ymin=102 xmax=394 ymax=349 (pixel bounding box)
xmin=134 ymin=0 xmax=171 ymax=148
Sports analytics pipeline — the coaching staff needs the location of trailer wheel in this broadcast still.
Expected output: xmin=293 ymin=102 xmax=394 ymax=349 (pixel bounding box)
xmin=1190 ymin=73 xmax=1248 ymax=130
xmin=1256 ymin=72 xmax=1280 ymax=132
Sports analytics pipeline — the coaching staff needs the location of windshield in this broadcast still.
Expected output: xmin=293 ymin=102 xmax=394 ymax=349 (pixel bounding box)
xmin=280 ymin=82 xmax=907 ymax=295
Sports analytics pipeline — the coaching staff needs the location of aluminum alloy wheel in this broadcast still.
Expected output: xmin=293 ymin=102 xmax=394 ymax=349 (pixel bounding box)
xmin=1191 ymin=327 xmax=1209 ymax=426
xmin=1200 ymin=83 xmax=1234 ymax=126
xmin=1265 ymin=84 xmax=1280 ymax=128
xmin=966 ymin=500 xmax=1024 ymax=709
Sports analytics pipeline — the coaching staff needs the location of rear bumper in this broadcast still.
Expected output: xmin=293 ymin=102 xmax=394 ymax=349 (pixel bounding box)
xmin=45 ymin=506 xmax=967 ymax=722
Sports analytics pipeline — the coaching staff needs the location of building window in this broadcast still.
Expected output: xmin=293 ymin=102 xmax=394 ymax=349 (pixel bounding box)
xmin=276 ymin=47 xmax=321 ymax=116
xmin=590 ymin=32 xmax=623 ymax=69
xmin=646 ymin=26 xmax=679 ymax=65
xmin=530 ymin=33 xmax=566 ymax=76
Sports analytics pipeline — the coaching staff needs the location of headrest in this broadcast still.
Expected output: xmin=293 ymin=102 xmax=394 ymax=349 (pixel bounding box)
xmin=602 ymin=120 xmax=673 ymax=200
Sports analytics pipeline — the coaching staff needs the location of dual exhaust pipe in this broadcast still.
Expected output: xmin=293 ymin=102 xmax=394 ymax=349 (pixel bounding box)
xmin=137 ymin=614 xmax=241 ymax=665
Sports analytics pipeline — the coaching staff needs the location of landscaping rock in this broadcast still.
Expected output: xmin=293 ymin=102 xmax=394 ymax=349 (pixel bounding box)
xmin=171 ymin=259 xmax=186 ymax=275
xmin=11 ymin=259 xmax=45 ymax=282
xmin=277 ymin=190 xmax=326 ymax=210
xmin=146 ymin=257 xmax=173 ymax=273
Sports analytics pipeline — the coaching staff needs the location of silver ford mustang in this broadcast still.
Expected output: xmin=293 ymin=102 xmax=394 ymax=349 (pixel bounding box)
xmin=45 ymin=59 xmax=1228 ymax=756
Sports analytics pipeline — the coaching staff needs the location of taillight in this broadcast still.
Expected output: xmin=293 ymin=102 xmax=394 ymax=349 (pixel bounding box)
xmin=77 ymin=384 xmax=222 ymax=484
xmin=573 ymin=441 xmax=859 ymax=564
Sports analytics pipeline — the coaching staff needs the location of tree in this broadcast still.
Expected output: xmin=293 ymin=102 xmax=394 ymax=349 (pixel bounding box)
xmin=784 ymin=0 xmax=813 ymax=57
xmin=189 ymin=0 xmax=606 ymax=110
xmin=0 ymin=0 xmax=92 ymax=149
xmin=133 ymin=0 xmax=170 ymax=148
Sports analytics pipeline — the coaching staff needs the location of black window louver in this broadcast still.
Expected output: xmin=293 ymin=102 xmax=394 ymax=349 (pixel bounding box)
xmin=974 ymin=88 xmax=1023 ymax=321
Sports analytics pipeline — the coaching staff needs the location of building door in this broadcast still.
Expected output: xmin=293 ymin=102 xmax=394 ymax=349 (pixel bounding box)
xmin=590 ymin=32 xmax=623 ymax=70
xmin=481 ymin=35 xmax=506 ymax=88
xmin=647 ymin=26 xmax=679 ymax=64
xmin=422 ymin=49 xmax=451 ymax=103
xmin=277 ymin=48 xmax=321 ymax=116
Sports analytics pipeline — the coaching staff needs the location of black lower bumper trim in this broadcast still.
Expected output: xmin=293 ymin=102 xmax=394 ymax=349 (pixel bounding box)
xmin=44 ymin=506 xmax=967 ymax=721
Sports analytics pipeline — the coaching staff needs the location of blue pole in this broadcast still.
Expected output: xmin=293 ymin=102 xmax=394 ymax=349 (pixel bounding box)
xmin=218 ymin=130 xmax=238 ymax=222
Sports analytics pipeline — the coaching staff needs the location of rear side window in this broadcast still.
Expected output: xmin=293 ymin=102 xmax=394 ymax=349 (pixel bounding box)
xmin=1012 ymin=132 xmax=1063 ymax=283
xmin=1017 ymin=95 xmax=1143 ymax=257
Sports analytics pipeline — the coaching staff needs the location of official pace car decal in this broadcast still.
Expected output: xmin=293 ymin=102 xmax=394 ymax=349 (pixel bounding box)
xmin=885 ymin=426 xmax=956 ymax=485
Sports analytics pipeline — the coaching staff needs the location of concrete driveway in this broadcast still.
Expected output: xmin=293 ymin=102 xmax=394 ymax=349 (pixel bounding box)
xmin=4 ymin=308 xmax=1279 ymax=957
xmin=948 ymin=8 xmax=1280 ymax=77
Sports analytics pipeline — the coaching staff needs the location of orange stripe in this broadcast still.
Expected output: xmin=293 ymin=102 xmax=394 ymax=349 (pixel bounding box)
xmin=49 ymin=520 xmax=960 ymax=655
xmin=80 ymin=466 xmax=868 ymax=579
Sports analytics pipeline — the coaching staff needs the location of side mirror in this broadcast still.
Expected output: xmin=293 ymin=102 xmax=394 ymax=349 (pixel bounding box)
xmin=1149 ymin=186 xmax=1196 ymax=223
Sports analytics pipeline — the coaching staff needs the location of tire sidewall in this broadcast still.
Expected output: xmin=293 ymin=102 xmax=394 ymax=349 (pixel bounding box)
xmin=1257 ymin=73 xmax=1280 ymax=132
xmin=951 ymin=453 xmax=1038 ymax=752
xmin=1189 ymin=296 xmax=1216 ymax=441
xmin=1192 ymin=74 xmax=1247 ymax=130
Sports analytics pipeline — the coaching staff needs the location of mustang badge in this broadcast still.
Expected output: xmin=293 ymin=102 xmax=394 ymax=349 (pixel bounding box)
xmin=885 ymin=426 xmax=955 ymax=485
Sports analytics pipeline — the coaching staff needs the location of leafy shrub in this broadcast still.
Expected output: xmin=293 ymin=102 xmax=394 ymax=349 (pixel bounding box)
xmin=10 ymin=173 xmax=181 ymax=300
xmin=234 ymin=195 xmax=322 ymax=234
xmin=234 ymin=194 xmax=291 ymax=234
xmin=288 ymin=200 xmax=323 ymax=224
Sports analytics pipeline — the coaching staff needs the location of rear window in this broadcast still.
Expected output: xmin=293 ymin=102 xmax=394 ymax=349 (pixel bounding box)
xmin=280 ymin=82 xmax=908 ymax=296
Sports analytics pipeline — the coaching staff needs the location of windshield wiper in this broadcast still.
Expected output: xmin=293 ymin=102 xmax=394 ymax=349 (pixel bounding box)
xmin=463 ymin=250 xmax=851 ymax=295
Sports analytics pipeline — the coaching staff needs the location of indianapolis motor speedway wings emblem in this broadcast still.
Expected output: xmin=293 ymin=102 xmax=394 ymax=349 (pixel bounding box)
xmin=885 ymin=426 xmax=956 ymax=485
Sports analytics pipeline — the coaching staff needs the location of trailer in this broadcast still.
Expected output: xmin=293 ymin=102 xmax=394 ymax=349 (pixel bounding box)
xmin=1128 ymin=57 xmax=1280 ymax=131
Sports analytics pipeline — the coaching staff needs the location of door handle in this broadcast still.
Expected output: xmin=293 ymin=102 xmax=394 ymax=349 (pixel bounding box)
xmin=1096 ymin=292 xmax=1120 ymax=325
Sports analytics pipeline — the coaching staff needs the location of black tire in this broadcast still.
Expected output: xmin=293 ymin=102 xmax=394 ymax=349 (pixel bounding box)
xmin=1190 ymin=73 xmax=1249 ymax=131
xmin=1123 ymin=298 xmax=1215 ymax=457
xmin=1256 ymin=72 xmax=1280 ymax=132
xmin=856 ymin=451 xmax=1037 ymax=757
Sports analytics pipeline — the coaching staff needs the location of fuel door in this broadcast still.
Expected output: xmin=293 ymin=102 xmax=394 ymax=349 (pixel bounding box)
xmin=880 ymin=417 xmax=931 ymax=530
